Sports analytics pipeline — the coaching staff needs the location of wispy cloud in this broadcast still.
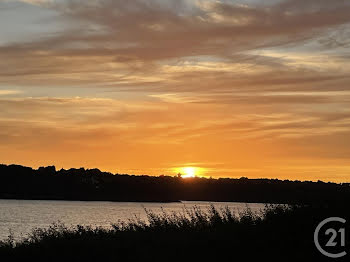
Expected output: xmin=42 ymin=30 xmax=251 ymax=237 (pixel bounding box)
xmin=0 ymin=90 xmax=22 ymax=96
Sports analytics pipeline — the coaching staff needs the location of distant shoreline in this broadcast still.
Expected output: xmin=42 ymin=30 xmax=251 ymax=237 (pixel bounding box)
xmin=0 ymin=197 xmax=271 ymax=205
xmin=1 ymin=164 xmax=350 ymax=205
xmin=0 ymin=197 xmax=181 ymax=204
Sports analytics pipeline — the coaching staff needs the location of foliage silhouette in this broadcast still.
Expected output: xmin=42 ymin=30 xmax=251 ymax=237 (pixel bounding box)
xmin=0 ymin=205 xmax=349 ymax=261
xmin=1 ymin=164 xmax=350 ymax=204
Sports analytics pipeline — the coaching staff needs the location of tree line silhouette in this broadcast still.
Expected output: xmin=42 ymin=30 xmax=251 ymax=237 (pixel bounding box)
xmin=1 ymin=164 xmax=349 ymax=204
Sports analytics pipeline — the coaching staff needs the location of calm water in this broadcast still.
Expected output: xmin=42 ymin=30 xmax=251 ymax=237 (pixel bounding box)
xmin=0 ymin=199 xmax=266 ymax=241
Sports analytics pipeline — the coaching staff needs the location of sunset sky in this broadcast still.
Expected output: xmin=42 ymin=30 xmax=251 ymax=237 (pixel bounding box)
xmin=0 ymin=0 xmax=350 ymax=182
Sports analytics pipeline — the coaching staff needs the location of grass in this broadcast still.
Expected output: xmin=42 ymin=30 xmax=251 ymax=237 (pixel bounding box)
xmin=0 ymin=204 xmax=349 ymax=261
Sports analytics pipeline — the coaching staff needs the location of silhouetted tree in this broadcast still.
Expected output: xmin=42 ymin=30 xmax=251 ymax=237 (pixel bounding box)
xmin=1 ymin=164 xmax=350 ymax=204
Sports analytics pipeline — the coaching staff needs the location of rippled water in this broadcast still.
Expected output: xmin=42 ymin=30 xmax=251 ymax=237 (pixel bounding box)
xmin=0 ymin=199 xmax=266 ymax=241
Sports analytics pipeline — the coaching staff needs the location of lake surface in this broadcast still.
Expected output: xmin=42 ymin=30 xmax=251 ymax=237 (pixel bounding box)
xmin=0 ymin=199 xmax=266 ymax=241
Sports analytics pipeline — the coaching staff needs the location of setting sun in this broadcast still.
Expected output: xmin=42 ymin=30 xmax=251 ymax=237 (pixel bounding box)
xmin=182 ymin=167 xmax=196 ymax=178
xmin=175 ymin=167 xmax=204 ymax=178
